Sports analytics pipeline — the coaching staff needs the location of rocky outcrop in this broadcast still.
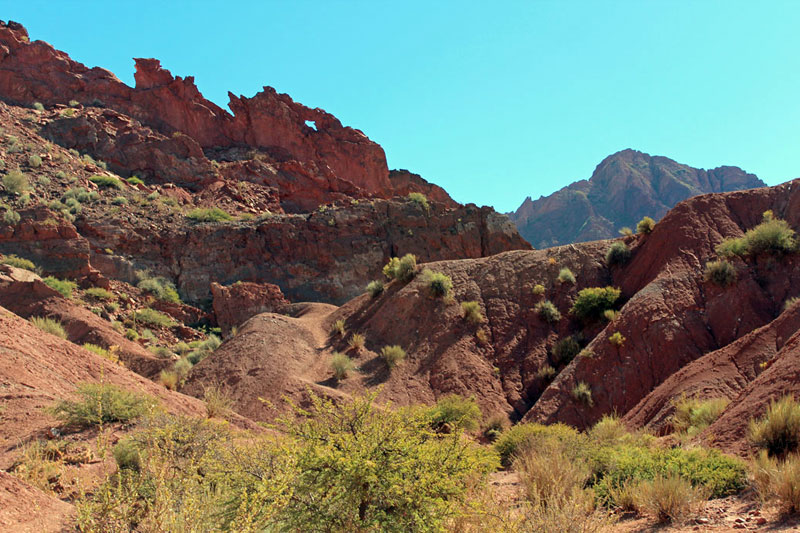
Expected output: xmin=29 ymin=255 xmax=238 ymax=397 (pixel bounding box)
xmin=0 ymin=22 xmax=391 ymax=201
xmin=78 ymin=198 xmax=530 ymax=304
xmin=0 ymin=207 xmax=99 ymax=284
xmin=211 ymin=281 xmax=289 ymax=334
xmin=509 ymin=149 xmax=766 ymax=247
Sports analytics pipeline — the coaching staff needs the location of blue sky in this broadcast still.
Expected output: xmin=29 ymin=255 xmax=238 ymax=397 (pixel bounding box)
xmin=6 ymin=1 xmax=800 ymax=212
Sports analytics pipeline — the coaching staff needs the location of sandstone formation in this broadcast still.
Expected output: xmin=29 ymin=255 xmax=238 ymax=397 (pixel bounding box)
xmin=0 ymin=21 xmax=530 ymax=307
xmin=509 ymin=149 xmax=766 ymax=247
xmin=210 ymin=280 xmax=289 ymax=335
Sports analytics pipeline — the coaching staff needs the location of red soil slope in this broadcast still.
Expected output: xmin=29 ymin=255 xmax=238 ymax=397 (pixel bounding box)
xmin=182 ymin=180 xmax=800 ymax=457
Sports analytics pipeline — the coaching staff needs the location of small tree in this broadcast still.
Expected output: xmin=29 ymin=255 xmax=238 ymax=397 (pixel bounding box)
xmin=272 ymin=392 xmax=497 ymax=531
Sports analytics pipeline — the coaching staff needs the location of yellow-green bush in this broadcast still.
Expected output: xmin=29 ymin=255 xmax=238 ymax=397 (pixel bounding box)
xmin=535 ymin=300 xmax=561 ymax=324
xmin=671 ymin=396 xmax=729 ymax=436
xmin=717 ymin=211 xmax=797 ymax=257
xmin=750 ymin=395 xmax=800 ymax=456
xmin=382 ymin=253 xmax=417 ymax=282
xmin=49 ymin=383 xmax=154 ymax=427
xmin=30 ymin=316 xmax=67 ymax=339
xmin=427 ymin=394 xmax=482 ymax=432
xmin=570 ymin=286 xmax=621 ymax=321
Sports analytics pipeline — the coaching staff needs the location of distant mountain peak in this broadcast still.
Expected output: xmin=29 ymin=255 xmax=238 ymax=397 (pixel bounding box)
xmin=509 ymin=150 xmax=766 ymax=248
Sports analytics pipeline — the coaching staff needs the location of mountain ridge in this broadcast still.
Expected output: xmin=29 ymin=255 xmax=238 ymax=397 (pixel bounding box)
xmin=509 ymin=148 xmax=766 ymax=247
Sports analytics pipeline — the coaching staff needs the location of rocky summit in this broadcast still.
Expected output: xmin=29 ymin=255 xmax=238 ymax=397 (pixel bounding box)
xmin=509 ymin=148 xmax=765 ymax=247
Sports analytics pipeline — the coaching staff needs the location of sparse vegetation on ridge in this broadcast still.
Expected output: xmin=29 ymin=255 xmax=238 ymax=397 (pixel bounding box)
xmin=606 ymin=241 xmax=632 ymax=266
xmin=571 ymin=286 xmax=621 ymax=321
xmin=186 ymin=207 xmax=232 ymax=222
xmin=382 ymin=253 xmax=417 ymax=282
xmin=717 ymin=210 xmax=797 ymax=258
xmin=30 ymin=316 xmax=67 ymax=338
xmin=49 ymin=383 xmax=153 ymax=427
xmin=422 ymin=268 xmax=453 ymax=298
xmin=1 ymin=254 xmax=36 ymax=271
xmin=535 ymin=300 xmax=561 ymax=324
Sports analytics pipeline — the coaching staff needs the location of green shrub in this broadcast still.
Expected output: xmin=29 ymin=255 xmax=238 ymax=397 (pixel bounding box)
xmin=43 ymin=276 xmax=77 ymax=298
xmin=636 ymin=216 xmax=655 ymax=235
xmin=603 ymin=309 xmax=619 ymax=322
xmin=89 ymin=175 xmax=122 ymax=189
xmin=619 ymin=227 xmax=634 ymax=237
xmin=382 ymin=253 xmax=417 ymax=282
xmin=717 ymin=212 xmax=797 ymax=257
xmin=427 ymin=394 xmax=482 ymax=432
xmin=84 ymin=287 xmax=115 ymax=301
xmin=704 ymin=259 xmax=736 ymax=287
xmin=421 ymin=268 xmax=453 ymax=298
xmin=63 ymin=187 xmax=99 ymax=204
xmin=535 ymin=300 xmax=561 ymax=324
xmin=552 ymin=335 xmax=581 ymax=365
xmin=125 ymin=328 xmax=139 ymax=341
xmin=265 ymin=392 xmax=497 ymax=532
xmin=750 ymin=396 xmax=800 ymax=456
xmin=29 ymin=316 xmax=67 ymax=339
xmin=380 ymin=345 xmax=406 ymax=369
xmin=125 ymin=176 xmax=144 ymax=186
xmin=572 ymin=382 xmax=593 ymax=406
xmin=331 ymin=352 xmax=353 ymax=380
xmin=49 ymin=383 xmax=152 ymax=427
xmin=3 ymin=170 xmax=30 ymax=194
xmin=460 ymin=301 xmax=484 ymax=324
xmin=592 ymin=445 xmax=747 ymax=502
xmin=532 ymin=284 xmax=546 ymax=296
xmin=186 ymin=207 xmax=232 ymax=222
xmin=32 ymin=102 xmax=45 ymax=111
xmin=606 ymin=241 xmax=632 ymax=266
xmin=137 ymin=276 xmax=180 ymax=303
xmin=570 ymin=286 xmax=621 ymax=321
xmin=557 ymin=267 xmax=576 ymax=284
xmin=28 ymin=154 xmax=42 ymax=168
xmin=407 ymin=192 xmax=430 ymax=213
xmin=111 ymin=195 xmax=128 ymax=205
xmin=671 ymin=396 xmax=730 ymax=436
xmin=365 ymin=279 xmax=384 ymax=297
xmin=1 ymin=254 xmax=35 ymax=271
xmin=494 ymin=422 xmax=583 ymax=467
xmin=133 ymin=308 xmax=175 ymax=328
xmin=578 ymin=348 xmax=595 ymax=359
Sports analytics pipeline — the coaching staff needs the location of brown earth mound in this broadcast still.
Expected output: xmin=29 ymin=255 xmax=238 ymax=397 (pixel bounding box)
xmin=0 ymin=306 xmax=209 ymax=469
xmin=0 ymin=471 xmax=74 ymax=532
xmin=0 ymin=275 xmax=167 ymax=376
